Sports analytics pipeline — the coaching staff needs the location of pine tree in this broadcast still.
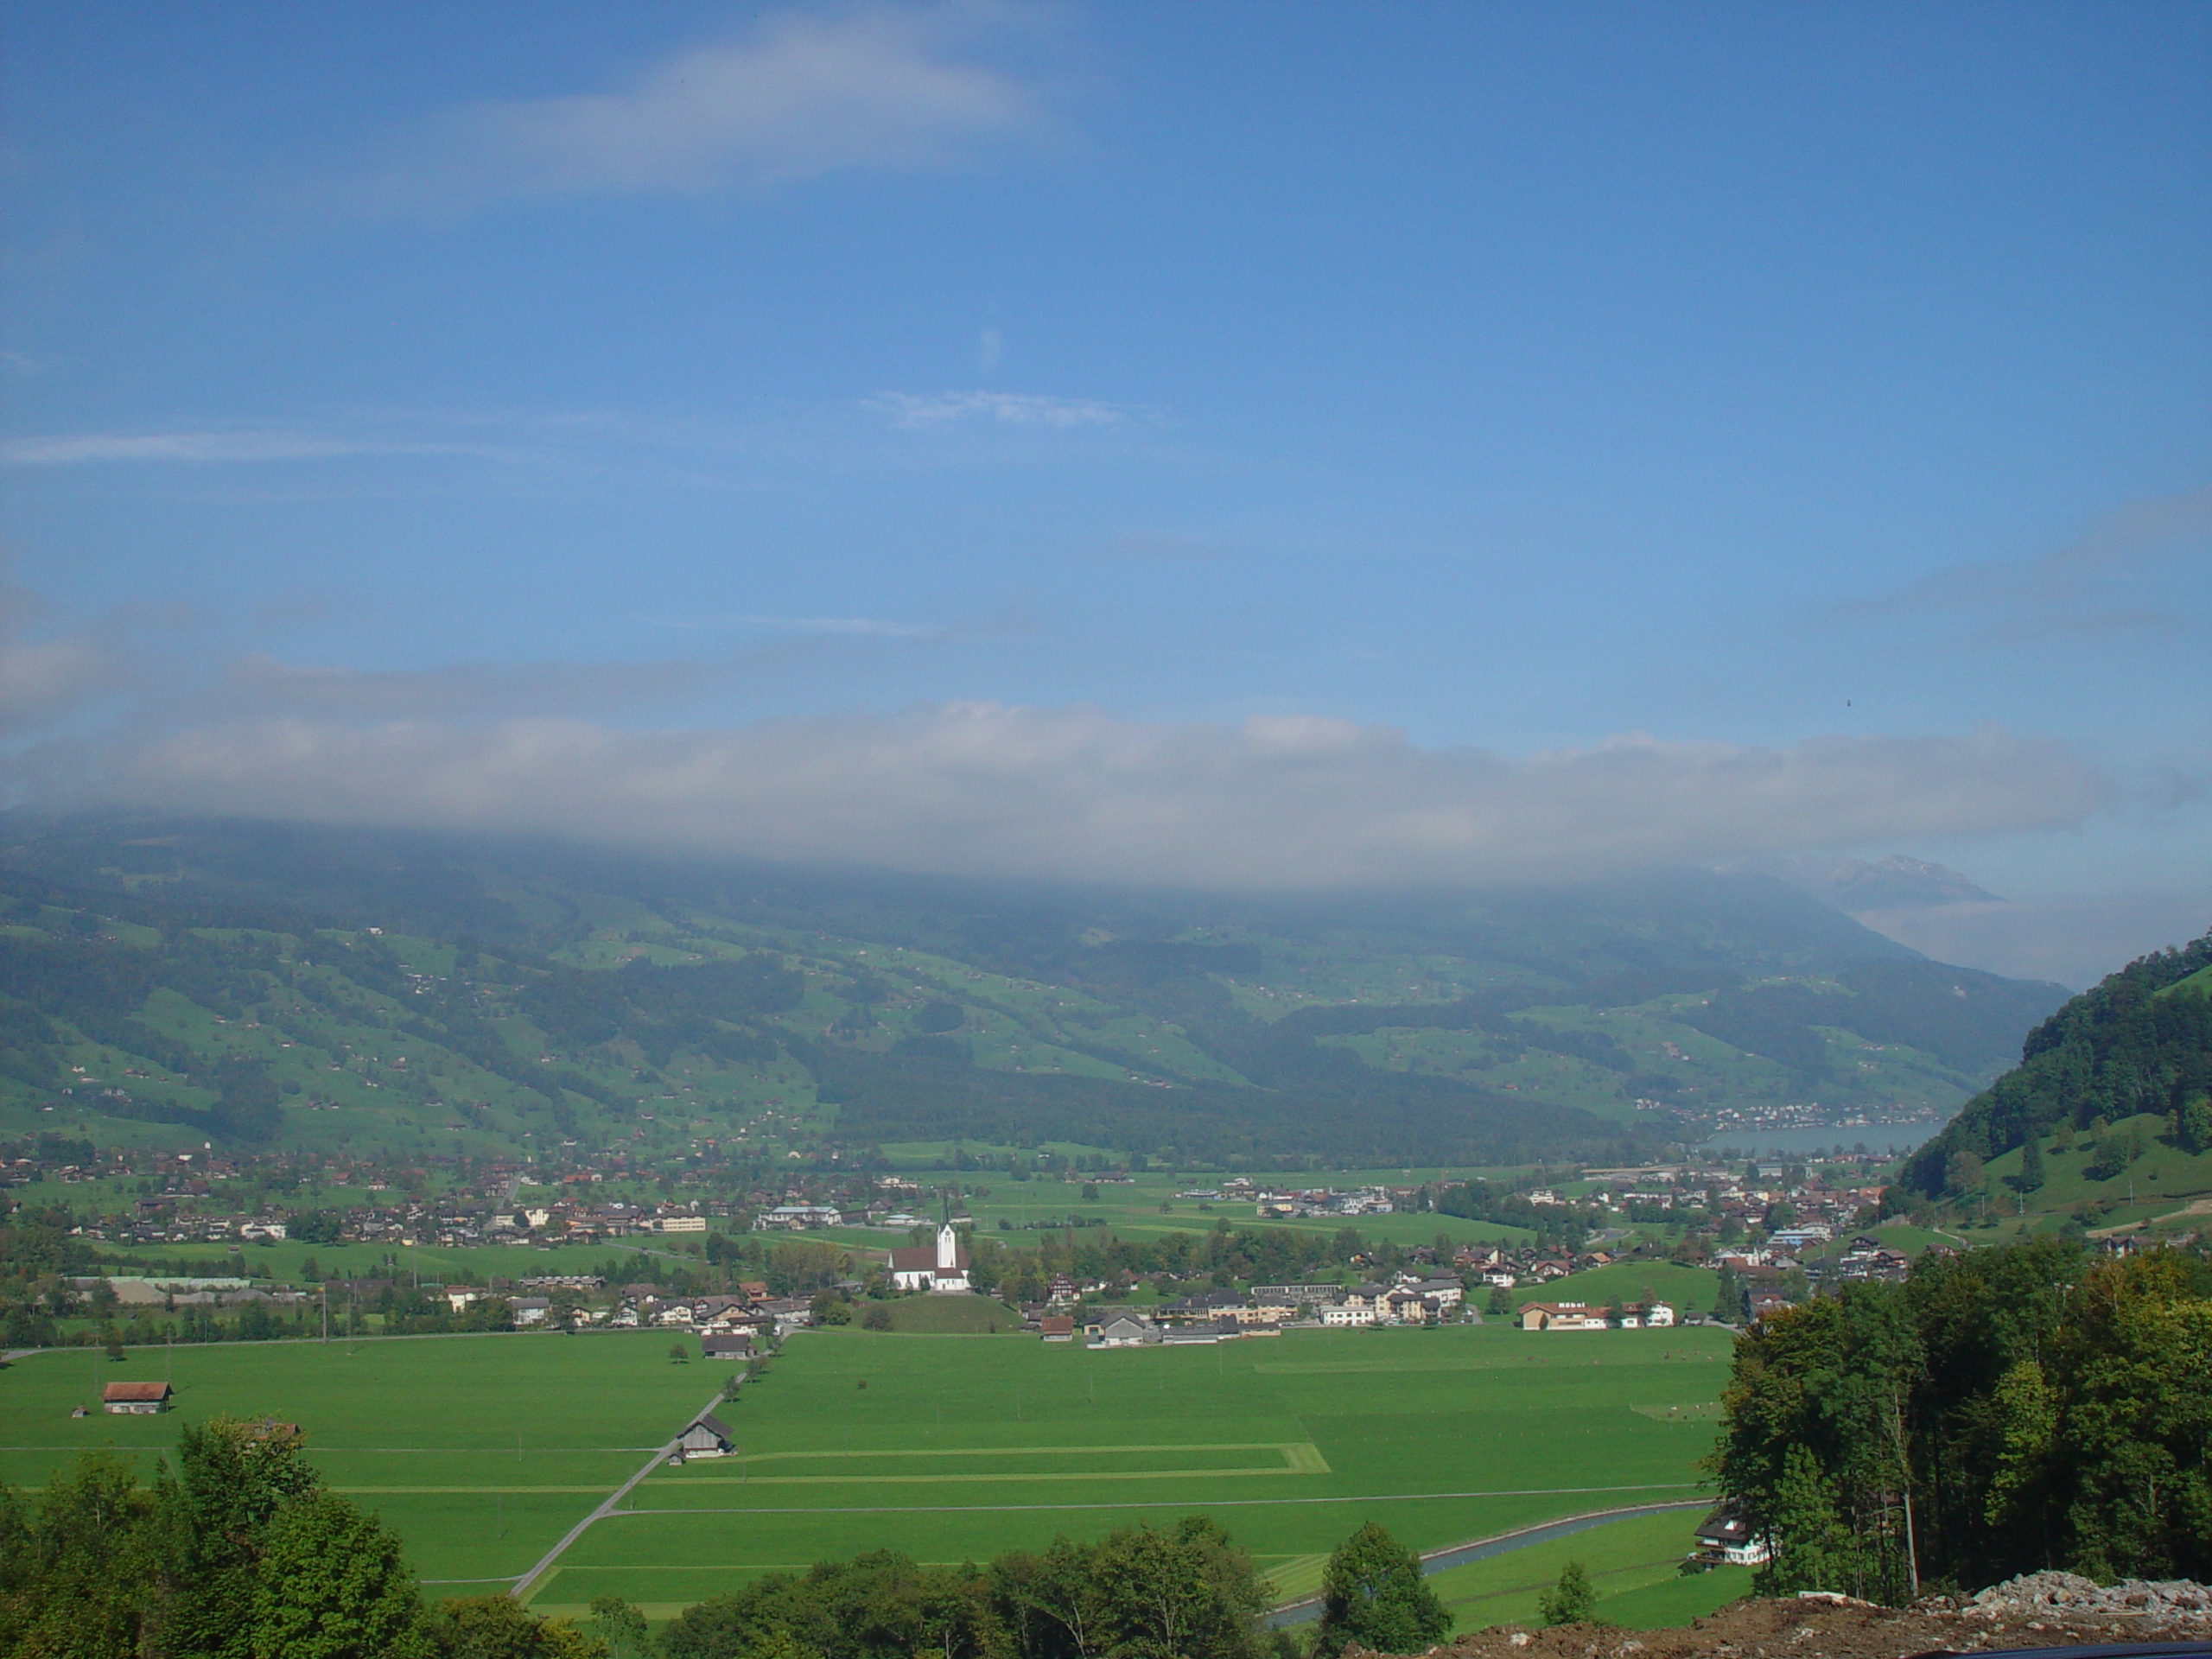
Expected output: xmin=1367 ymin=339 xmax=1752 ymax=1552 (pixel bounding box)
xmin=2017 ymin=1134 xmax=2045 ymax=1193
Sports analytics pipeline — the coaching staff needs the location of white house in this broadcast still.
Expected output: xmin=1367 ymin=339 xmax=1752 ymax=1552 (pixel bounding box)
xmin=889 ymin=1224 xmax=970 ymax=1293
xmin=1320 ymin=1304 xmax=1376 ymax=1327
xmin=1692 ymin=1505 xmax=1771 ymax=1566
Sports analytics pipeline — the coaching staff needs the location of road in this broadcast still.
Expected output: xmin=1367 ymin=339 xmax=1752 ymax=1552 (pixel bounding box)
xmin=506 ymin=1383 xmax=729 ymax=1604
xmin=1261 ymin=1497 xmax=1713 ymax=1628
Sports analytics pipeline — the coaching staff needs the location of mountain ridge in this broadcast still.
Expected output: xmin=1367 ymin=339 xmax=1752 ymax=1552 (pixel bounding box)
xmin=0 ymin=812 xmax=2069 ymax=1166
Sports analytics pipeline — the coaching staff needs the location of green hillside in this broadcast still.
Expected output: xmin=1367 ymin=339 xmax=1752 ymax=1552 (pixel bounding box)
xmin=1903 ymin=926 xmax=2212 ymax=1198
xmin=0 ymin=813 xmax=2068 ymax=1165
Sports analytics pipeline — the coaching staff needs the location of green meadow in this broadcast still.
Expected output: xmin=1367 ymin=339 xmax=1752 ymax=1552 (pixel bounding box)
xmin=1420 ymin=1510 xmax=1751 ymax=1632
xmin=0 ymin=1320 xmax=1735 ymax=1624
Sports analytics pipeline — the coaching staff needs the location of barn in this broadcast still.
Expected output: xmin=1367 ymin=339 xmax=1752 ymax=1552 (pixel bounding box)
xmin=101 ymin=1382 xmax=174 ymax=1414
xmin=677 ymin=1413 xmax=734 ymax=1459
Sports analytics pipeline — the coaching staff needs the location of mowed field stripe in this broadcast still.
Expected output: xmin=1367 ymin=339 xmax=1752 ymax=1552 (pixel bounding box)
xmin=694 ymin=1441 xmax=1316 ymax=1464
xmin=332 ymin=1495 xmax=619 ymax=1503
xmin=644 ymin=1442 xmax=1331 ymax=1484
xmin=615 ymin=1482 xmax=1700 ymax=1516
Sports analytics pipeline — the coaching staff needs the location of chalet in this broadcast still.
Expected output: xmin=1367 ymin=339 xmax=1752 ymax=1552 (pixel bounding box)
xmin=700 ymin=1332 xmax=753 ymax=1361
xmin=1516 ymin=1301 xmax=1608 ymax=1332
xmin=1690 ymin=1504 xmax=1771 ymax=1566
xmin=888 ymin=1224 xmax=970 ymax=1294
xmin=676 ymin=1413 xmax=734 ymax=1460
xmin=1038 ymin=1314 xmax=1075 ymax=1343
xmin=101 ymin=1382 xmax=173 ymax=1414
xmin=509 ymin=1296 xmax=550 ymax=1326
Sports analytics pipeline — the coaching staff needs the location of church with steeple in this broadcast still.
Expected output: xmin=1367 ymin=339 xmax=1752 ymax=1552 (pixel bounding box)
xmin=887 ymin=1222 xmax=970 ymax=1294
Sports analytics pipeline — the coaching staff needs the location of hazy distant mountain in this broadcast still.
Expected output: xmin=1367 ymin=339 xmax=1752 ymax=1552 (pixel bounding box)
xmin=1770 ymin=854 xmax=2002 ymax=912
xmin=0 ymin=814 xmax=2066 ymax=1166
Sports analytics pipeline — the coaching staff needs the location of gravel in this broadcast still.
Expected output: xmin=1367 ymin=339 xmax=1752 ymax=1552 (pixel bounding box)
xmin=1358 ymin=1575 xmax=2212 ymax=1659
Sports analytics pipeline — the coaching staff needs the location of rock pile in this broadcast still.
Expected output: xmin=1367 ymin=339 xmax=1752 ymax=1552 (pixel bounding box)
xmin=1964 ymin=1570 xmax=2212 ymax=1620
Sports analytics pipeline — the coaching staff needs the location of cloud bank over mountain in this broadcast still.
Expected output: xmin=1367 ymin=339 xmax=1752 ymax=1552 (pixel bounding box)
xmin=85 ymin=703 xmax=2107 ymax=892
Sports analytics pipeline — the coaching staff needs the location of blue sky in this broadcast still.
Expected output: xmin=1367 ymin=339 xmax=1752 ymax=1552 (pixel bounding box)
xmin=3 ymin=2 xmax=2206 ymax=983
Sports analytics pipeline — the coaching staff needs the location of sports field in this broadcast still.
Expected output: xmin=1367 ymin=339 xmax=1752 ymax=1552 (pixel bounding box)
xmin=0 ymin=1321 xmax=1734 ymax=1622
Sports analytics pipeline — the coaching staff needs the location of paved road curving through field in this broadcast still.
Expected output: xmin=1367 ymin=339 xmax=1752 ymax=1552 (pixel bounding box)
xmin=1261 ymin=1497 xmax=1713 ymax=1628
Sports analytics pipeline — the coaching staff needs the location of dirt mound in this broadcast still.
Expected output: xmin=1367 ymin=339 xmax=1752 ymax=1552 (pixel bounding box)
xmin=1369 ymin=1574 xmax=2212 ymax=1659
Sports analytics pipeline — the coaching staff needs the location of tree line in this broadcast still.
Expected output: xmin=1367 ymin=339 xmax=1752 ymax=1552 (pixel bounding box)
xmin=1 ymin=1421 xmax=1481 ymax=1659
xmin=0 ymin=1416 xmax=607 ymax=1657
xmin=1709 ymin=1237 xmax=2210 ymax=1601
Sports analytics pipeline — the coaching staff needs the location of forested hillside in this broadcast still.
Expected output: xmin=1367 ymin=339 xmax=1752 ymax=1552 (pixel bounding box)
xmin=0 ymin=813 xmax=2068 ymax=1166
xmin=1903 ymin=927 xmax=2212 ymax=1197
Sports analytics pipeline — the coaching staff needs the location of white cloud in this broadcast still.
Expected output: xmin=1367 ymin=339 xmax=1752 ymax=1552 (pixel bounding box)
xmin=868 ymin=391 xmax=1128 ymax=429
xmin=1 ymin=430 xmax=413 ymax=466
xmin=376 ymin=6 xmax=1050 ymax=209
xmin=0 ymin=582 xmax=126 ymax=732
xmin=643 ymin=613 xmax=937 ymax=637
xmin=87 ymin=703 xmax=2111 ymax=892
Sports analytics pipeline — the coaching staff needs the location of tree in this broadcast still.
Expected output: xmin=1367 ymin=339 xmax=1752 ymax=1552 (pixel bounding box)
xmin=165 ymin=1414 xmax=325 ymax=1657
xmin=1313 ymin=1522 xmax=1449 ymax=1656
xmin=2016 ymin=1135 xmax=2045 ymax=1194
xmin=431 ymin=1593 xmax=608 ymax=1657
xmin=670 ymin=1341 xmax=690 ymax=1363
xmin=0 ymin=1453 xmax=171 ymax=1656
xmin=2178 ymin=1094 xmax=2212 ymax=1155
xmin=586 ymin=1596 xmax=652 ymax=1659
xmin=249 ymin=1491 xmax=433 ymax=1659
xmin=1754 ymin=1443 xmax=1857 ymax=1597
xmin=1712 ymin=1264 xmax=1739 ymax=1324
xmin=1944 ymin=1151 xmax=1984 ymax=1198
xmin=1486 ymin=1286 xmax=1512 ymax=1318
xmin=1535 ymin=1560 xmax=1599 ymax=1627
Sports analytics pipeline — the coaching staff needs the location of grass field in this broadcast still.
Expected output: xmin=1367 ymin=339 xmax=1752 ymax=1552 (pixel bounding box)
xmin=0 ymin=1320 xmax=1734 ymax=1625
xmin=0 ymin=1331 xmax=723 ymax=1590
xmin=1420 ymin=1510 xmax=1750 ymax=1632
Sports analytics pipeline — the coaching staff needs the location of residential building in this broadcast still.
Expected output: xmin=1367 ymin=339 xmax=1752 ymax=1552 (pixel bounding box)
xmin=1516 ymin=1301 xmax=1608 ymax=1332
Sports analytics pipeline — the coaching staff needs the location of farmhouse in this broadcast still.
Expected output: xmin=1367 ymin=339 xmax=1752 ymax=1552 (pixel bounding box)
xmin=889 ymin=1224 xmax=971 ymax=1293
xmin=700 ymin=1332 xmax=753 ymax=1361
xmin=1516 ymin=1301 xmax=1609 ymax=1332
xmin=101 ymin=1381 xmax=173 ymax=1414
xmin=1038 ymin=1314 xmax=1075 ymax=1342
xmin=1690 ymin=1503 xmax=1772 ymax=1566
xmin=1086 ymin=1313 xmax=1159 ymax=1347
xmin=677 ymin=1413 xmax=734 ymax=1459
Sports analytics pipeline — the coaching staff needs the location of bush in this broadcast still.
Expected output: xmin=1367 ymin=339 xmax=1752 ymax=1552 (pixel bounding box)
xmin=1536 ymin=1560 xmax=1600 ymax=1627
